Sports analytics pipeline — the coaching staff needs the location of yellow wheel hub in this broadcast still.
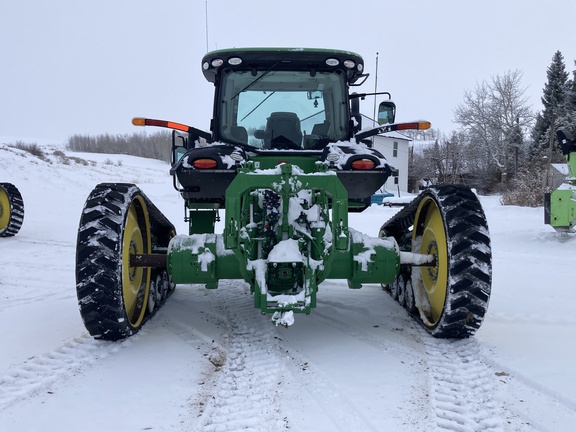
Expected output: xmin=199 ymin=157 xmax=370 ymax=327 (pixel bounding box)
xmin=121 ymin=197 xmax=151 ymax=327
xmin=0 ymin=188 xmax=10 ymax=231
xmin=414 ymin=197 xmax=448 ymax=326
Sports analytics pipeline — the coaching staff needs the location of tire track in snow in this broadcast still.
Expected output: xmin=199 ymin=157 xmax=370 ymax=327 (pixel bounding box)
xmin=0 ymin=287 xmax=74 ymax=312
xmin=318 ymin=294 xmax=512 ymax=431
xmin=266 ymin=292 xmax=426 ymax=432
xmin=277 ymin=300 xmax=428 ymax=431
xmin=199 ymin=286 xmax=416 ymax=431
xmin=479 ymin=350 xmax=576 ymax=431
xmin=313 ymin=299 xmax=420 ymax=354
xmin=423 ymin=336 xmax=506 ymax=432
xmin=0 ymin=238 xmax=75 ymax=312
xmin=197 ymin=281 xmax=287 ymax=432
xmin=487 ymin=311 xmax=576 ymax=326
xmin=0 ymin=333 xmax=131 ymax=409
xmin=274 ymin=342 xmax=386 ymax=432
xmin=423 ymin=332 xmax=576 ymax=431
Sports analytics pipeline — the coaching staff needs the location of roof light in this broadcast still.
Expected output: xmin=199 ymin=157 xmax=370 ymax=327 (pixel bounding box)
xmin=351 ymin=159 xmax=376 ymax=170
xmin=228 ymin=57 xmax=242 ymax=65
xmin=326 ymin=153 xmax=340 ymax=163
xmin=325 ymin=58 xmax=339 ymax=66
xmin=192 ymin=158 xmax=218 ymax=169
xmin=230 ymin=151 xmax=244 ymax=162
xmin=211 ymin=58 xmax=224 ymax=67
xmin=343 ymin=60 xmax=355 ymax=69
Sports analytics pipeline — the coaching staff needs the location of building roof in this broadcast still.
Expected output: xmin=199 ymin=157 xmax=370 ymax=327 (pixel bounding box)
xmin=374 ymin=131 xmax=412 ymax=141
xmin=552 ymin=163 xmax=568 ymax=175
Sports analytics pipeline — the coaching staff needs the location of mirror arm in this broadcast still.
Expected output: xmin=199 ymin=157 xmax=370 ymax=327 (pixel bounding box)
xmin=354 ymin=121 xmax=431 ymax=142
xmin=349 ymin=91 xmax=392 ymax=100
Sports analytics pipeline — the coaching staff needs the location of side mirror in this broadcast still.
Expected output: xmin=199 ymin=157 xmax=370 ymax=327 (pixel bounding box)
xmin=171 ymin=132 xmax=187 ymax=165
xmin=307 ymin=91 xmax=323 ymax=100
xmin=174 ymin=146 xmax=186 ymax=162
xmin=351 ymin=95 xmax=361 ymax=132
xmin=378 ymin=100 xmax=396 ymax=125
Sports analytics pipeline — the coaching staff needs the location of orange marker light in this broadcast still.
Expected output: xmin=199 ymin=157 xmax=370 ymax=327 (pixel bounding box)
xmin=192 ymin=158 xmax=218 ymax=169
xmin=131 ymin=117 xmax=191 ymax=132
xmin=396 ymin=121 xmax=431 ymax=131
xmin=351 ymin=159 xmax=376 ymax=170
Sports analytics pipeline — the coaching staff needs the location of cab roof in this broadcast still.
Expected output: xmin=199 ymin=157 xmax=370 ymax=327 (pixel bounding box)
xmin=201 ymin=47 xmax=366 ymax=85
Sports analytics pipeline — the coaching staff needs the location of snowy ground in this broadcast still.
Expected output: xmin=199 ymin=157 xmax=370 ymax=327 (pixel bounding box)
xmin=1 ymin=141 xmax=575 ymax=432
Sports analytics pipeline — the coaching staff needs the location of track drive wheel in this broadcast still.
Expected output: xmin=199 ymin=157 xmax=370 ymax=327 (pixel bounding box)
xmin=76 ymin=183 xmax=153 ymax=340
xmin=0 ymin=183 xmax=24 ymax=237
xmin=412 ymin=185 xmax=491 ymax=338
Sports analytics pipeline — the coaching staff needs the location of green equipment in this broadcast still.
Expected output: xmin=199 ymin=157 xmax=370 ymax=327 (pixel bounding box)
xmin=75 ymin=48 xmax=492 ymax=340
xmin=545 ymin=129 xmax=576 ymax=232
xmin=0 ymin=183 xmax=24 ymax=237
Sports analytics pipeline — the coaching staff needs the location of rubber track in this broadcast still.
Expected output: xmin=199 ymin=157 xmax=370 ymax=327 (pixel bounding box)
xmin=0 ymin=183 xmax=24 ymax=237
xmin=75 ymin=183 xmax=175 ymax=340
xmin=380 ymin=184 xmax=492 ymax=338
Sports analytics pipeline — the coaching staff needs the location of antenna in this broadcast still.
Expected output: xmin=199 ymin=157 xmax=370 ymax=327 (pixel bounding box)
xmin=205 ymin=1 xmax=209 ymax=52
xmin=372 ymin=52 xmax=379 ymax=127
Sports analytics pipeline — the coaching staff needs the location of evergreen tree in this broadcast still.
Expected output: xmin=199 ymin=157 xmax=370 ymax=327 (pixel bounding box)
xmin=530 ymin=51 xmax=569 ymax=159
xmin=562 ymin=62 xmax=576 ymax=134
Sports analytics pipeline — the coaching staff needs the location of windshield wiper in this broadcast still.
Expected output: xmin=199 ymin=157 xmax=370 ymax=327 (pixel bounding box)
xmin=240 ymin=91 xmax=275 ymax=122
xmin=231 ymin=61 xmax=280 ymax=100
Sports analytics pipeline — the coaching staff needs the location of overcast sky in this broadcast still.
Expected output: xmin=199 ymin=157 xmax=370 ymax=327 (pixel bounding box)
xmin=2 ymin=0 xmax=575 ymax=143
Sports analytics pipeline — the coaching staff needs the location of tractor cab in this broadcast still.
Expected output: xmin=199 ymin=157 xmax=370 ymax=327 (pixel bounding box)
xmin=201 ymin=48 xmax=367 ymax=151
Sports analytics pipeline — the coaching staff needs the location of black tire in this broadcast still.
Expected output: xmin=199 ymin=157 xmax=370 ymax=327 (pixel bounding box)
xmin=76 ymin=183 xmax=153 ymax=340
xmin=412 ymin=185 xmax=492 ymax=338
xmin=0 ymin=183 xmax=24 ymax=237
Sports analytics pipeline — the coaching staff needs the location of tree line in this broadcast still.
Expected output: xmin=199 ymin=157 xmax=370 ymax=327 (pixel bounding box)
xmin=66 ymin=131 xmax=172 ymax=162
xmin=409 ymin=50 xmax=576 ymax=206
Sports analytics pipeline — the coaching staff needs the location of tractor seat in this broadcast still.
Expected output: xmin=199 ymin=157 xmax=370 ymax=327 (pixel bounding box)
xmin=230 ymin=125 xmax=248 ymax=144
xmin=263 ymin=112 xmax=302 ymax=149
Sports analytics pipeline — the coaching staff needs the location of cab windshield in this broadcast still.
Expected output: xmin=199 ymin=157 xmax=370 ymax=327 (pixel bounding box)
xmin=217 ymin=70 xmax=349 ymax=150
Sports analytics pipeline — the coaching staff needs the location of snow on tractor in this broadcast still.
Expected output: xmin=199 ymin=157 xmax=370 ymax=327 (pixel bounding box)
xmin=0 ymin=183 xmax=24 ymax=237
xmin=545 ymin=129 xmax=576 ymax=232
xmin=75 ymin=48 xmax=492 ymax=340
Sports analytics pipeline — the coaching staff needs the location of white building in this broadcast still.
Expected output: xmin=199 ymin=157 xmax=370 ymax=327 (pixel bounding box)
xmin=371 ymin=132 xmax=411 ymax=194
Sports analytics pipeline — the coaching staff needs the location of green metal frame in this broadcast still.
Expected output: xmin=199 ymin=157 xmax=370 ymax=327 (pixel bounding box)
xmin=167 ymin=161 xmax=400 ymax=319
xmin=548 ymin=145 xmax=576 ymax=232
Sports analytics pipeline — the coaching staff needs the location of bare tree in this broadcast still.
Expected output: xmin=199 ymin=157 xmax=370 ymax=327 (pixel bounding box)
xmin=408 ymin=131 xmax=472 ymax=191
xmin=454 ymin=70 xmax=533 ymax=185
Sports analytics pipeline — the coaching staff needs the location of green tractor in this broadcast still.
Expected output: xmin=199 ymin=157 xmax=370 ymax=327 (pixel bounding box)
xmin=545 ymin=129 xmax=576 ymax=232
xmin=0 ymin=183 xmax=24 ymax=237
xmin=75 ymin=48 xmax=492 ymax=340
